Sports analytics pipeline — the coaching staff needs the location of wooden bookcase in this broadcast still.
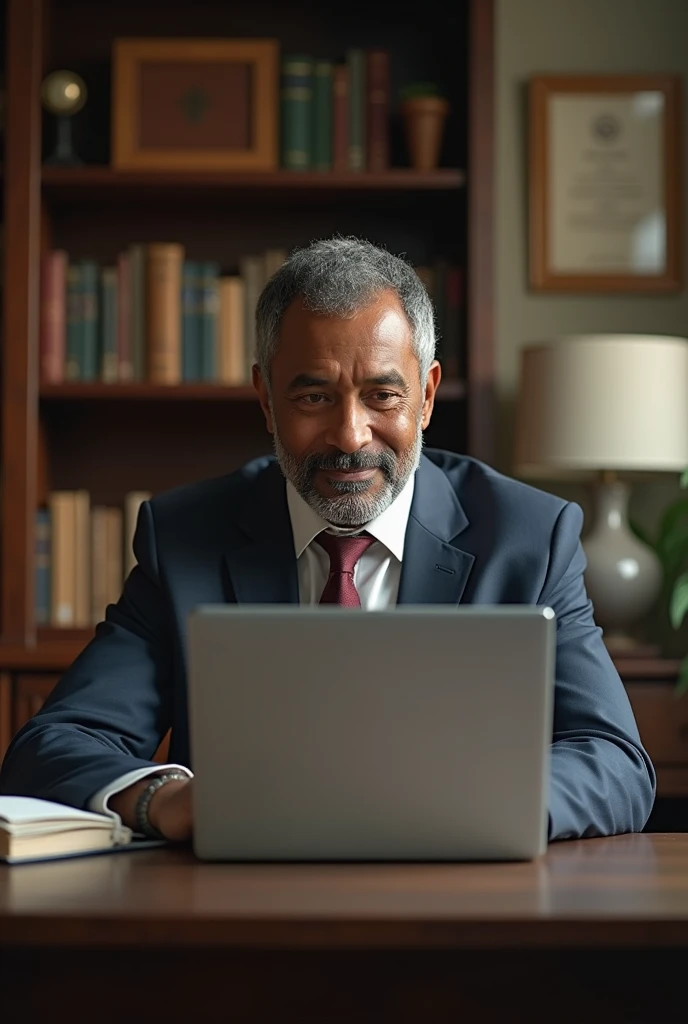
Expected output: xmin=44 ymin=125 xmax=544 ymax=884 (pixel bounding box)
xmin=0 ymin=0 xmax=495 ymax=668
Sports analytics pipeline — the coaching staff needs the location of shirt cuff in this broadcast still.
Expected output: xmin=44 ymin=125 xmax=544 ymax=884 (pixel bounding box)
xmin=88 ymin=764 xmax=194 ymax=818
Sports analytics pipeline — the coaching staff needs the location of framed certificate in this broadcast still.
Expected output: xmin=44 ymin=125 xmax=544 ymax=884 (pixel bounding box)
xmin=529 ymin=75 xmax=682 ymax=292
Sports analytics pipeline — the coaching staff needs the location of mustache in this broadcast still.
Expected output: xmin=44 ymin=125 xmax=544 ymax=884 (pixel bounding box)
xmin=303 ymin=449 xmax=397 ymax=477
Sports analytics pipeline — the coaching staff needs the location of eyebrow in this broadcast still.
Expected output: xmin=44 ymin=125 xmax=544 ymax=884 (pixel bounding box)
xmin=286 ymin=371 xmax=410 ymax=390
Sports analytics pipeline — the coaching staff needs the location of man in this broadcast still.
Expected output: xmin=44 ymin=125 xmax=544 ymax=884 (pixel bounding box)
xmin=0 ymin=237 xmax=655 ymax=842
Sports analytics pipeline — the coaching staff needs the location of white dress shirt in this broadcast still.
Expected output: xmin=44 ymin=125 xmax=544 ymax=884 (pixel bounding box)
xmin=89 ymin=474 xmax=415 ymax=817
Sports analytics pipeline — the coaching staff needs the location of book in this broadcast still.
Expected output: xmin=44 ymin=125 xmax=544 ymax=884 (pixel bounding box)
xmin=146 ymin=243 xmax=184 ymax=384
xmin=181 ymin=259 xmax=201 ymax=382
xmin=117 ymin=250 xmax=133 ymax=381
xmin=312 ymin=59 xmax=333 ymax=171
xmin=39 ymin=249 xmax=67 ymax=384
xmin=332 ymin=64 xmax=349 ymax=172
xmin=281 ymin=54 xmax=314 ymax=170
xmin=366 ymin=50 xmax=390 ymax=171
xmin=199 ymin=260 xmax=220 ymax=381
xmin=100 ymin=265 xmax=119 ymax=383
xmin=35 ymin=507 xmax=51 ymax=625
xmin=218 ymin=275 xmax=246 ymax=384
xmin=49 ymin=491 xmax=76 ymax=626
xmin=0 ymin=796 xmax=133 ymax=864
xmin=346 ymin=48 xmax=367 ymax=171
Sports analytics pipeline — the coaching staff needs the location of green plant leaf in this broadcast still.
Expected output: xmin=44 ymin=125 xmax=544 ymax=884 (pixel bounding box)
xmin=657 ymin=527 xmax=688 ymax=576
xmin=658 ymin=498 xmax=688 ymax=542
xmin=629 ymin=518 xmax=654 ymax=549
xmin=680 ymin=468 xmax=688 ymax=489
xmin=676 ymin=656 xmax=688 ymax=698
xmin=669 ymin=573 xmax=688 ymax=630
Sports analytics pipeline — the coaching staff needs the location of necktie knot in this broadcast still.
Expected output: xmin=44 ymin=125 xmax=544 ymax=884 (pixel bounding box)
xmin=315 ymin=532 xmax=376 ymax=606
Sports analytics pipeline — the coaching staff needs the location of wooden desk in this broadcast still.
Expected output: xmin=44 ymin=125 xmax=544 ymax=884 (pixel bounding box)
xmin=2 ymin=836 xmax=688 ymax=1023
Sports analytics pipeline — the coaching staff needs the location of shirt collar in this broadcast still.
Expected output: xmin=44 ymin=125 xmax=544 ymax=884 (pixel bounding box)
xmin=287 ymin=472 xmax=415 ymax=562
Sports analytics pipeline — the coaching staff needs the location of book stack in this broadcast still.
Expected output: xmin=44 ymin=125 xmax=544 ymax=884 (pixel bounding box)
xmin=39 ymin=246 xmax=287 ymax=387
xmin=36 ymin=490 xmax=151 ymax=628
xmin=280 ymin=48 xmax=390 ymax=172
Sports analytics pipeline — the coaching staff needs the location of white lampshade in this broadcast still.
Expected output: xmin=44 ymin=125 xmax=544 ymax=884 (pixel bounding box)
xmin=515 ymin=334 xmax=688 ymax=477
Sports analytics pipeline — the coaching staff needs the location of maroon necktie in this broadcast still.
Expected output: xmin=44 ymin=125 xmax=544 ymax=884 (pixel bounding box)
xmin=316 ymin=532 xmax=376 ymax=607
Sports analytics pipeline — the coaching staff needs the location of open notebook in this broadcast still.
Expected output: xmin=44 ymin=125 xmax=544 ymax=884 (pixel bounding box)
xmin=0 ymin=796 xmax=161 ymax=864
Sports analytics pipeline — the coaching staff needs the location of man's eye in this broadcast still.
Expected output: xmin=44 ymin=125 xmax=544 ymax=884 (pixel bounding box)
xmin=299 ymin=393 xmax=326 ymax=404
xmin=374 ymin=391 xmax=396 ymax=401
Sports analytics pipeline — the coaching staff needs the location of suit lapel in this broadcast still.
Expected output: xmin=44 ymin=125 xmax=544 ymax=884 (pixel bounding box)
xmin=224 ymin=461 xmax=299 ymax=604
xmin=397 ymin=456 xmax=474 ymax=605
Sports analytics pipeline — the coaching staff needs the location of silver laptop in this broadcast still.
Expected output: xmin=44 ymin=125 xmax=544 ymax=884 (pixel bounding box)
xmin=187 ymin=606 xmax=556 ymax=862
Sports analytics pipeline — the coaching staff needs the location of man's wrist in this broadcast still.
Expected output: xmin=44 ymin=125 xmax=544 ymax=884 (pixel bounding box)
xmin=135 ymin=772 xmax=189 ymax=838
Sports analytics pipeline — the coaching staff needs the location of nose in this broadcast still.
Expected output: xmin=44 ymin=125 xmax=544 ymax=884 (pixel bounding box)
xmin=324 ymin=396 xmax=373 ymax=453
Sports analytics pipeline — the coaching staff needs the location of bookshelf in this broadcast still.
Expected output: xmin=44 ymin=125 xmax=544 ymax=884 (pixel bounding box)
xmin=0 ymin=0 xmax=495 ymax=666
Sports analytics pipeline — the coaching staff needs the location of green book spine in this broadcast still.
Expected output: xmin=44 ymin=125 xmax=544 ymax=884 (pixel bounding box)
xmin=79 ymin=260 xmax=100 ymax=381
xmin=182 ymin=260 xmax=200 ymax=382
xmin=100 ymin=266 xmax=119 ymax=383
xmin=281 ymin=55 xmax=314 ymax=171
xmin=65 ymin=263 xmax=81 ymax=380
xmin=199 ymin=261 xmax=220 ymax=381
xmin=128 ymin=244 xmax=146 ymax=381
xmin=35 ymin=507 xmax=51 ymax=626
xmin=312 ymin=60 xmax=333 ymax=171
xmin=346 ymin=48 xmax=366 ymax=171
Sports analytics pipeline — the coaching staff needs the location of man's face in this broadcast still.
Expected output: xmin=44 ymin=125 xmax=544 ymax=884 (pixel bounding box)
xmin=254 ymin=290 xmax=440 ymax=527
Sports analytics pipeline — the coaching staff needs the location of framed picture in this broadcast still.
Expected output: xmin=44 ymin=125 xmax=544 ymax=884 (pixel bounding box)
xmin=529 ymin=75 xmax=682 ymax=292
xmin=112 ymin=38 xmax=279 ymax=172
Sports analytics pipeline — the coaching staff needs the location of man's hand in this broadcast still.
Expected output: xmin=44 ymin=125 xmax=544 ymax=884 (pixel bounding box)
xmin=109 ymin=777 xmax=193 ymax=842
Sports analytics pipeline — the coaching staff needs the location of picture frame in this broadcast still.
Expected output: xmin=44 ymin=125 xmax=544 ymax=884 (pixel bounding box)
xmin=528 ymin=74 xmax=682 ymax=292
xmin=112 ymin=38 xmax=279 ymax=172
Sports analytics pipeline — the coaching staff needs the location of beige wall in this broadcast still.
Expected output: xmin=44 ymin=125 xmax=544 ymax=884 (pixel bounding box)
xmin=495 ymin=0 xmax=688 ymax=650
xmin=496 ymin=0 xmax=688 ymax=470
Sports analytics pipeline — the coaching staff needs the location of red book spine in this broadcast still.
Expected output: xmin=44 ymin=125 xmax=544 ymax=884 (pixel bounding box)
xmin=366 ymin=50 xmax=390 ymax=171
xmin=117 ymin=251 xmax=133 ymax=381
xmin=332 ymin=64 xmax=349 ymax=173
xmin=39 ymin=249 xmax=67 ymax=384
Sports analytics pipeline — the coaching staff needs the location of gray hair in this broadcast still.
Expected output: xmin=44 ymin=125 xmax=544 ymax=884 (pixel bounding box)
xmin=255 ymin=236 xmax=436 ymax=384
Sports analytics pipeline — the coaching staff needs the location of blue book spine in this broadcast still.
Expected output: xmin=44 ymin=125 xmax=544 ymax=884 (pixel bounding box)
xmin=100 ymin=267 xmax=119 ymax=382
xmin=35 ymin=508 xmax=51 ymax=625
xmin=182 ymin=260 xmax=200 ymax=381
xmin=199 ymin=261 xmax=220 ymax=381
xmin=79 ymin=259 xmax=100 ymax=381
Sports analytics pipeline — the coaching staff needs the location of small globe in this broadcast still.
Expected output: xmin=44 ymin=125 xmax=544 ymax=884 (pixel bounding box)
xmin=41 ymin=70 xmax=87 ymax=116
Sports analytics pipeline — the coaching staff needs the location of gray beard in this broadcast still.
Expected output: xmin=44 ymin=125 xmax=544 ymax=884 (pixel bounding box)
xmin=272 ymin=420 xmax=423 ymax=528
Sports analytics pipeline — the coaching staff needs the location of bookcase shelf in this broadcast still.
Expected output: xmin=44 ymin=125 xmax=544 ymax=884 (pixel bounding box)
xmin=38 ymin=380 xmax=467 ymax=402
xmin=41 ymin=167 xmax=466 ymax=202
xmin=1 ymin=0 xmax=495 ymax=661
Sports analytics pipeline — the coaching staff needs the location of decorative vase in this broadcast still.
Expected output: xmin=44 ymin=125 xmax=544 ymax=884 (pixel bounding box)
xmin=401 ymin=96 xmax=449 ymax=171
xmin=582 ymin=477 xmax=662 ymax=653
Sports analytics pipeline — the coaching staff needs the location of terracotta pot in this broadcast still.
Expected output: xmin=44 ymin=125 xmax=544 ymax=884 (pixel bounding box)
xmin=401 ymin=96 xmax=450 ymax=171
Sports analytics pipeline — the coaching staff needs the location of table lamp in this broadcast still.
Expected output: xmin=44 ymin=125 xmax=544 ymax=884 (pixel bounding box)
xmin=514 ymin=334 xmax=688 ymax=654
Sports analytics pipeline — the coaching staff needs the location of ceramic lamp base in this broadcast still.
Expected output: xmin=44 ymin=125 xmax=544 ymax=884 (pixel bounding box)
xmin=582 ymin=478 xmax=662 ymax=649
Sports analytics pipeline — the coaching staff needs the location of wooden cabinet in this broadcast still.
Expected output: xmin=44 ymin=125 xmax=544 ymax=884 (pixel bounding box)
xmin=13 ymin=675 xmax=60 ymax=736
xmin=0 ymin=672 xmax=170 ymax=765
xmin=625 ymin=682 xmax=688 ymax=798
xmin=1 ymin=659 xmax=684 ymax=799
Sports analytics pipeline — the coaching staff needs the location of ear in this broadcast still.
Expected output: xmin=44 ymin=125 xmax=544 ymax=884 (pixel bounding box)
xmin=252 ymin=364 xmax=274 ymax=434
xmin=420 ymin=361 xmax=441 ymax=430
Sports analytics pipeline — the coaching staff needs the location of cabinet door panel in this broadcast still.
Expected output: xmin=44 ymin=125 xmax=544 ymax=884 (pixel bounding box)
xmin=12 ymin=674 xmax=170 ymax=764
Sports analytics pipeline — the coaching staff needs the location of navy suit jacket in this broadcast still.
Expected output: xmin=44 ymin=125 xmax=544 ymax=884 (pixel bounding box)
xmin=0 ymin=450 xmax=655 ymax=840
